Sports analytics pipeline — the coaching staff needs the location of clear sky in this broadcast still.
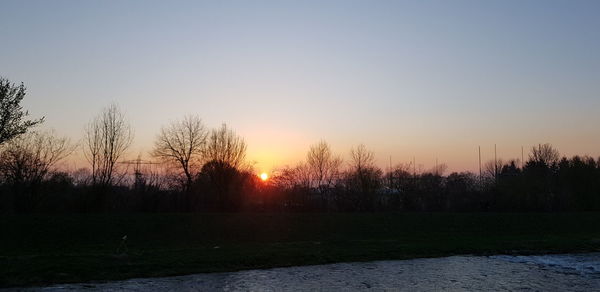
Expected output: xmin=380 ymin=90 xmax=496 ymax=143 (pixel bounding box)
xmin=1 ymin=0 xmax=599 ymax=173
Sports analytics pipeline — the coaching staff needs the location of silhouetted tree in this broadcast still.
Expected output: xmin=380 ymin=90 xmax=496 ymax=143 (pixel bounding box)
xmin=430 ymin=162 xmax=448 ymax=177
xmin=0 ymin=130 xmax=73 ymax=211
xmin=0 ymin=130 xmax=73 ymax=185
xmin=521 ymin=144 xmax=561 ymax=211
xmin=556 ymin=155 xmax=599 ymax=210
xmin=529 ymin=143 xmax=560 ymax=167
xmin=349 ymin=144 xmax=374 ymax=172
xmin=307 ymin=141 xmax=342 ymax=192
xmin=445 ymin=172 xmax=480 ymax=211
xmin=345 ymin=144 xmax=382 ymax=210
xmin=483 ymin=159 xmax=505 ymax=183
xmin=306 ymin=141 xmax=342 ymax=210
xmin=196 ymin=124 xmax=248 ymax=210
xmin=83 ymin=104 xmax=133 ymax=186
xmin=197 ymin=160 xmax=244 ymax=210
xmin=387 ymin=163 xmax=415 ymax=210
xmin=70 ymin=167 xmax=92 ymax=186
xmin=493 ymin=160 xmax=524 ymax=210
xmin=0 ymin=77 xmax=44 ymax=145
xmin=271 ymin=162 xmax=315 ymax=210
xmin=152 ymin=115 xmax=207 ymax=190
xmin=204 ymin=123 xmax=247 ymax=168
xmin=416 ymin=172 xmax=444 ymax=211
xmin=272 ymin=163 xmax=313 ymax=192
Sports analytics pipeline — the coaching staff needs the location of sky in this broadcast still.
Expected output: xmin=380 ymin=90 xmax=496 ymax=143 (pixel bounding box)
xmin=1 ymin=0 xmax=599 ymax=174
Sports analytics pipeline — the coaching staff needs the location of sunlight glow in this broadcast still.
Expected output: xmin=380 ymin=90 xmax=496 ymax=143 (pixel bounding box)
xmin=260 ymin=172 xmax=269 ymax=181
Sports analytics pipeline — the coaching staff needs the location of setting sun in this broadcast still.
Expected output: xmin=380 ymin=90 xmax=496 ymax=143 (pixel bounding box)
xmin=260 ymin=172 xmax=269 ymax=181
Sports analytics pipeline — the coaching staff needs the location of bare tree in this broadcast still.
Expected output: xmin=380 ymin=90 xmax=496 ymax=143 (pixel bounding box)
xmin=273 ymin=162 xmax=312 ymax=191
xmin=0 ymin=77 xmax=44 ymax=145
xmin=349 ymin=144 xmax=375 ymax=173
xmin=294 ymin=162 xmax=312 ymax=190
xmin=346 ymin=144 xmax=382 ymax=210
xmin=152 ymin=115 xmax=207 ymax=190
xmin=203 ymin=123 xmax=247 ymax=169
xmin=529 ymin=143 xmax=560 ymax=166
xmin=388 ymin=163 xmax=413 ymax=192
xmin=271 ymin=166 xmax=296 ymax=191
xmin=0 ymin=130 xmax=74 ymax=185
xmin=195 ymin=124 xmax=248 ymax=210
xmin=389 ymin=163 xmax=412 ymax=178
xmin=430 ymin=163 xmax=448 ymax=176
xmin=306 ymin=140 xmax=342 ymax=192
xmin=83 ymin=104 xmax=133 ymax=186
xmin=70 ymin=167 xmax=92 ymax=186
xmin=484 ymin=159 xmax=505 ymax=180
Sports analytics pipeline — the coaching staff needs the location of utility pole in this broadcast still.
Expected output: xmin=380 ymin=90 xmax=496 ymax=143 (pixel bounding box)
xmin=494 ymin=144 xmax=498 ymax=180
xmin=521 ymin=146 xmax=524 ymax=169
xmin=478 ymin=146 xmax=482 ymax=181
xmin=413 ymin=156 xmax=417 ymax=187
xmin=389 ymin=155 xmax=392 ymax=189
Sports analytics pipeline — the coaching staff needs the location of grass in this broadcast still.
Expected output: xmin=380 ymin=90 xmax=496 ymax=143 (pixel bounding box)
xmin=2 ymin=212 xmax=600 ymax=287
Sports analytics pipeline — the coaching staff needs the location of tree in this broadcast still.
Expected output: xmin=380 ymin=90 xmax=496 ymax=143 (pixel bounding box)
xmin=197 ymin=124 xmax=248 ymax=210
xmin=203 ymin=123 xmax=247 ymax=169
xmin=345 ymin=144 xmax=382 ymax=210
xmin=348 ymin=144 xmax=380 ymax=192
xmin=430 ymin=163 xmax=448 ymax=177
xmin=271 ymin=162 xmax=314 ymax=210
xmin=0 ymin=130 xmax=73 ymax=185
xmin=529 ymin=143 xmax=560 ymax=166
xmin=83 ymin=104 xmax=133 ymax=186
xmin=0 ymin=77 xmax=44 ymax=145
xmin=445 ymin=172 xmax=480 ymax=211
xmin=307 ymin=140 xmax=342 ymax=192
xmin=387 ymin=163 xmax=418 ymax=210
xmin=152 ymin=115 xmax=207 ymax=190
xmin=388 ymin=163 xmax=413 ymax=191
xmin=349 ymin=144 xmax=375 ymax=173
xmin=273 ymin=164 xmax=311 ymax=191
xmin=484 ymin=159 xmax=505 ymax=181
xmin=520 ymin=143 xmax=561 ymax=211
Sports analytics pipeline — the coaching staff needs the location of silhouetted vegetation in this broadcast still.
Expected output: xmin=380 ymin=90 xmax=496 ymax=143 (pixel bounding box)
xmin=1 ymin=77 xmax=600 ymax=214
xmin=0 ymin=78 xmax=44 ymax=145
xmin=4 ymin=138 xmax=600 ymax=213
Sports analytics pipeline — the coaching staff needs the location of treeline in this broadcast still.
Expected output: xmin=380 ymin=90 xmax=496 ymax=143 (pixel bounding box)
xmin=1 ymin=77 xmax=600 ymax=213
xmin=269 ymin=142 xmax=600 ymax=212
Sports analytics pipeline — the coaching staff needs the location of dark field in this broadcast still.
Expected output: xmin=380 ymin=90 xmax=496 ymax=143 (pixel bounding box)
xmin=2 ymin=212 xmax=600 ymax=288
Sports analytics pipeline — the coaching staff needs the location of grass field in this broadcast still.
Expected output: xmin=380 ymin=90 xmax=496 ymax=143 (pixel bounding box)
xmin=2 ymin=212 xmax=600 ymax=287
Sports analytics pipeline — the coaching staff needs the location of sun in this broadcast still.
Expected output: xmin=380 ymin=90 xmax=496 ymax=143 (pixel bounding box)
xmin=260 ymin=172 xmax=269 ymax=181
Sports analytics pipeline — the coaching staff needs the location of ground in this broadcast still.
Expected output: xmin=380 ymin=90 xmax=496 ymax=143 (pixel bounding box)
xmin=2 ymin=212 xmax=600 ymax=288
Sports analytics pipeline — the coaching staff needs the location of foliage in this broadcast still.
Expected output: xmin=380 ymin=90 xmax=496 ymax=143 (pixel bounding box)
xmin=0 ymin=77 xmax=44 ymax=145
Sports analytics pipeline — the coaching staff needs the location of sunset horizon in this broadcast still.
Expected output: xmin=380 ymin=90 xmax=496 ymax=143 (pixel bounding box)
xmin=3 ymin=0 xmax=599 ymax=175
xmin=2 ymin=1 xmax=600 ymax=290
